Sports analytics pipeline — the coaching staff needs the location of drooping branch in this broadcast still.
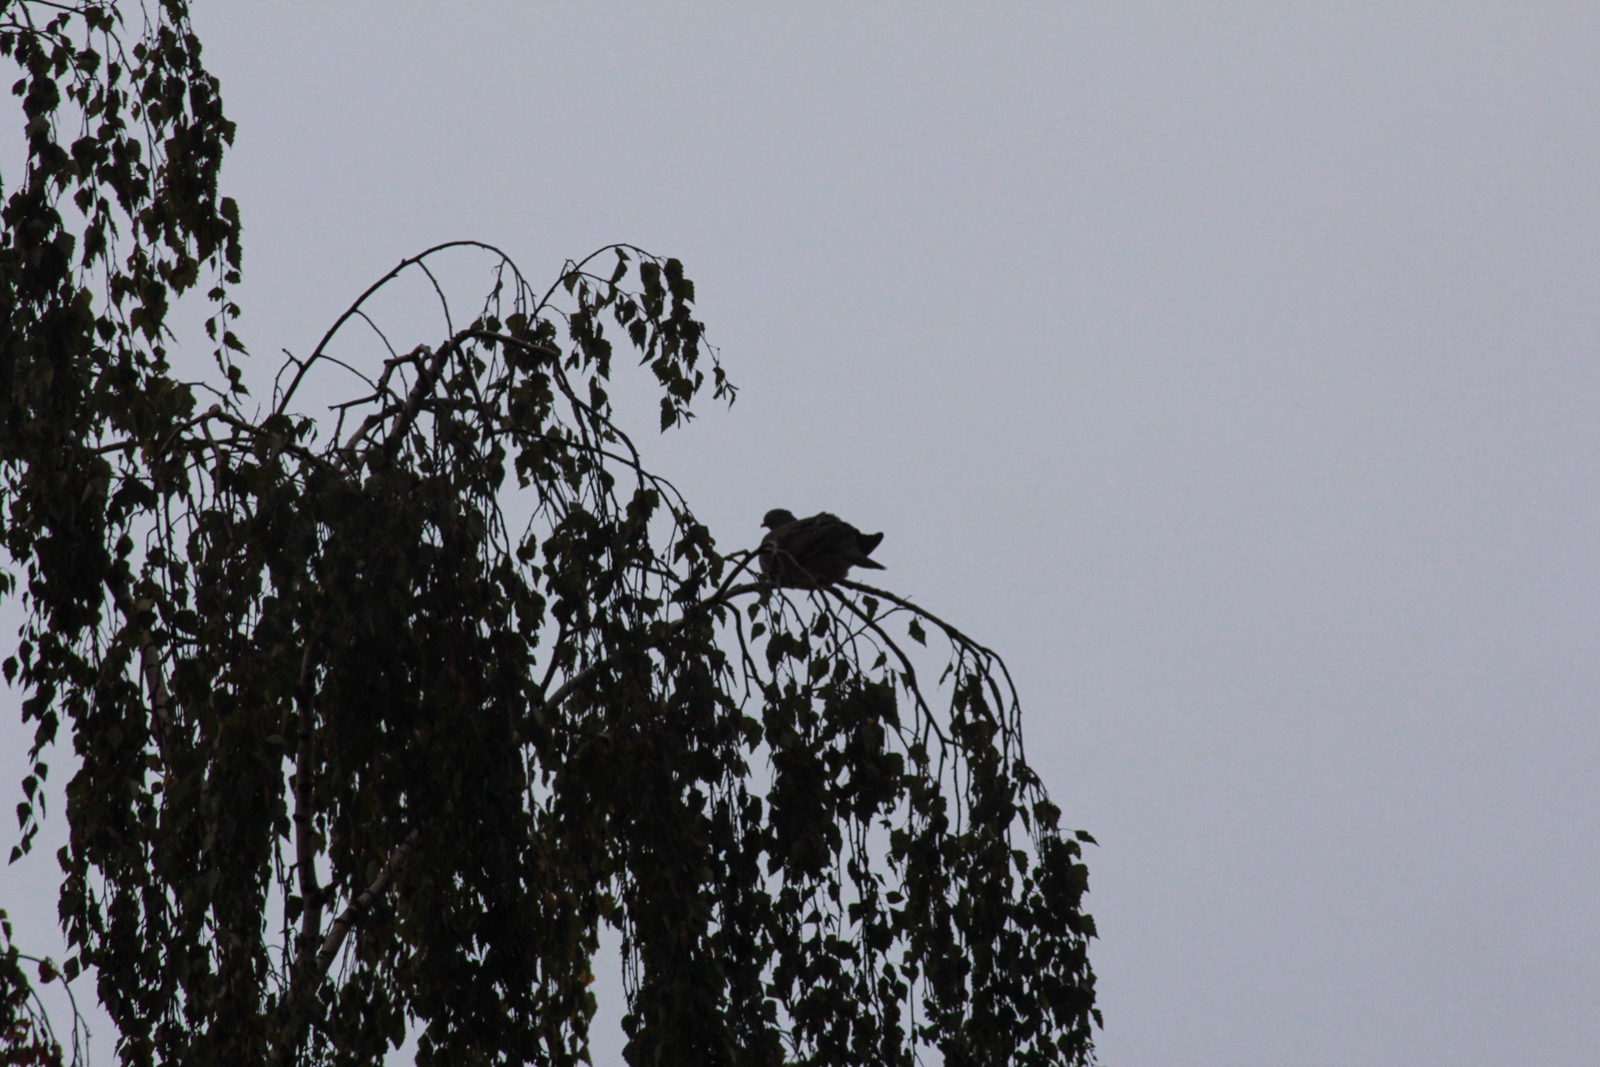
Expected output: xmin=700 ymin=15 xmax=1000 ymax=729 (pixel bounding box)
xmin=841 ymin=577 xmax=1029 ymax=753
xmin=825 ymin=586 xmax=950 ymax=748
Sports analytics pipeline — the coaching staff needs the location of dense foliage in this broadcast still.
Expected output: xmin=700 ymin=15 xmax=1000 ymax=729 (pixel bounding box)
xmin=0 ymin=3 xmax=1098 ymax=1065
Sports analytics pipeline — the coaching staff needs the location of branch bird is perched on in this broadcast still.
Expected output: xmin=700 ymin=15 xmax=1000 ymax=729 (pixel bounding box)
xmin=759 ymin=509 xmax=885 ymax=589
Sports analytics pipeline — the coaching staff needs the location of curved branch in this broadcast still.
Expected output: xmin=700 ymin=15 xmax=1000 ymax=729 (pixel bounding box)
xmin=838 ymin=579 xmax=1000 ymax=661
xmin=838 ymin=579 xmax=1032 ymax=778
xmin=415 ymin=258 xmax=455 ymax=339
xmin=275 ymin=240 xmax=524 ymax=418
xmin=533 ymin=243 xmax=654 ymax=314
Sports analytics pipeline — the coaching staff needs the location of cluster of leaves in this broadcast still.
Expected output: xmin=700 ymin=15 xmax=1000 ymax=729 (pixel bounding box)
xmin=1 ymin=909 xmax=84 ymax=1067
xmin=0 ymin=3 xmax=1098 ymax=1066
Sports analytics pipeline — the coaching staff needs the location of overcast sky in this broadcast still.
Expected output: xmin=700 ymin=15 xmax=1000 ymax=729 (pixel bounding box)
xmin=5 ymin=4 xmax=1599 ymax=1065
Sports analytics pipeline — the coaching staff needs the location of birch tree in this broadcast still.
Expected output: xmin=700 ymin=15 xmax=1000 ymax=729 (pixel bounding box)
xmin=0 ymin=4 xmax=1098 ymax=1064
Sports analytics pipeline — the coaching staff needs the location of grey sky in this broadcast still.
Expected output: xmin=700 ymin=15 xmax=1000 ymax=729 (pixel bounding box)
xmin=4 ymin=4 xmax=1598 ymax=1065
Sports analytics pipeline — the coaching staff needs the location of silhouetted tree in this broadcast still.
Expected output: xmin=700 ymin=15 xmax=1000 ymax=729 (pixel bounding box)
xmin=0 ymin=3 xmax=1098 ymax=1064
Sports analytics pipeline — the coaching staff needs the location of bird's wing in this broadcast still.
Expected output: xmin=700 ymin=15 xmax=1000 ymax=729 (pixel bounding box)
xmin=776 ymin=513 xmax=842 ymax=558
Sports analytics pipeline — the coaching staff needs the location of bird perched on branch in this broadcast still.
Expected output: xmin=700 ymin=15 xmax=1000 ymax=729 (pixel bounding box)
xmin=759 ymin=509 xmax=885 ymax=589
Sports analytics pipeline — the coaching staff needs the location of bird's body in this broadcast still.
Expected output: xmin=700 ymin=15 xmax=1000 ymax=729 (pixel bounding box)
xmin=759 ymin=508 xmax=885 ymax=588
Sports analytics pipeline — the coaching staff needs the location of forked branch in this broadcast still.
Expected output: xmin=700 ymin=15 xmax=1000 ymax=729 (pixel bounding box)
xmin=269 ymin=829 xmax=423 ymax=1065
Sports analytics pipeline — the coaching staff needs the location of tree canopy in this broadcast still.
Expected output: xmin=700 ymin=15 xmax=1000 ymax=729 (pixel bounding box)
xmin=0 ymin=3 xmax=1098 ymax=1065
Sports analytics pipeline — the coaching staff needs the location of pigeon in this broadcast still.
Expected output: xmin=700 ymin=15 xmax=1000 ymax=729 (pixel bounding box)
xmin=759 ymin=509 xmax=885 ymax=589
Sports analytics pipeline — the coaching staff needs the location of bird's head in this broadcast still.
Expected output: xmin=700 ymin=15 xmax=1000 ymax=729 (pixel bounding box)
xmin=761 ymin=508 xmax=798 ymax=530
